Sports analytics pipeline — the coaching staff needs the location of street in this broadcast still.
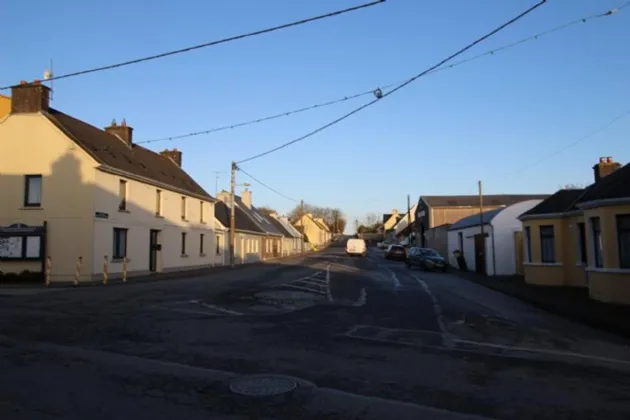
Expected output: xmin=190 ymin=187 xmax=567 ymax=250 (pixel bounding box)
xmin=1 ymin=244 xmax=629 ymax=419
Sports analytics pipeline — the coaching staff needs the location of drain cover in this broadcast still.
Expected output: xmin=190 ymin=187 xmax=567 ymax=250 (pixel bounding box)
xmin=229 ymin=375 xmax=298 ymax=396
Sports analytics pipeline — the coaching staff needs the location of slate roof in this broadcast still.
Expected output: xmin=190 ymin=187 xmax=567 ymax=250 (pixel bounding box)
xmin=231 ymin=196 xmax=283 ymax=237
xmin=267 ymin=216 xmax=293 ymax=238
xmin=422 ymin=194 xmax=549 ymax=208
xmin=383 ymin=213 xmax=393 ymax=224
xmin=448 ymin=208 xmax=505 ymax=231
xmin=45 ymin=109 xmax=212 ymax=200
xmin=277 ymin=217 xmax=303 ymax=238
xmin=576 ymin=162 xmax=630 ymax=204
xmin=214 ymin=201 xmax=264 ymax=233
xmin=519 ymin=189 xmax=585 ymax=217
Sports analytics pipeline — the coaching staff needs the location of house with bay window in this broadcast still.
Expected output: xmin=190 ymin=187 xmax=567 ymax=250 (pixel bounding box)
xmin=519 ymin=157 xmax=630 ymax=304
xmin=0 ymin=81 xmax=217 ymax=283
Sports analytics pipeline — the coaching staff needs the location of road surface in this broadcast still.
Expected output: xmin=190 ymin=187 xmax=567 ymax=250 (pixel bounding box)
xmin=1 ymin=244 xmax=629 ymax=419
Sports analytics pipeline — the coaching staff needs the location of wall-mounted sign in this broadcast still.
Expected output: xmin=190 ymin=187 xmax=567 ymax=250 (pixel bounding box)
xmin=95 ymin=212 xmax=109 ymax=219
xmin=417 ymin=210 xmax=426 ymax=219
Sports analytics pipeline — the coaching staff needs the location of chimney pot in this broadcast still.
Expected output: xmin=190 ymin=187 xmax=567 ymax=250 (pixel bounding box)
xmin=105 ymin=119 xmax=133 ymax=146
xmin=121 ymin=118 xmax=127 ymax=127
xmin=10 ymin=81 xmax=51 ymax=113
xmin=159 ymin=149 xmax=183 ymax=167
xmin=607 ymin=156 xmax=613 ymax=163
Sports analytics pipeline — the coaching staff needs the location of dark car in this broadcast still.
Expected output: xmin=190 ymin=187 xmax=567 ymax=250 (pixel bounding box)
xmin=385 ymin=244 xmax=407 ymax=261
xmin=406 ymin=247 xmax=447 ymax=271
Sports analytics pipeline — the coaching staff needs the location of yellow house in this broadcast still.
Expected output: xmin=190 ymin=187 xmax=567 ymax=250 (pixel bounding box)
xmin=0 ymin=94 xmax=10 ymax=119
xmin=293 ymin=213 xmax=329 ymax=247
xmin=0 ymin=81 xmax=218 ymax=283
xmin=519 ymin=157 xmax=630 ymax=304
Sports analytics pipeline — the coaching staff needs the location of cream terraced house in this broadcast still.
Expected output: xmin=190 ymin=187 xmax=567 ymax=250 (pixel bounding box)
xmin=0 ymin=81 xmax=218 ymax=283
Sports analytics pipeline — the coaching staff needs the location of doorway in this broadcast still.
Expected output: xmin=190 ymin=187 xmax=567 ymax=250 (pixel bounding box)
xmin=149 ymin=229 xmax=161 ymax=272
xmin=474 ymin=234 xmax=486 ymax=275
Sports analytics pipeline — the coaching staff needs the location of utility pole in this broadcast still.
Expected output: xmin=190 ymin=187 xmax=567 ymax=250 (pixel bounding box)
xmin=478 ymin=180 xmax=484 ymax=238
xmin=407 ymin=194 xmax=412 ymax=246
xmin=300 ymin=199 xmax=305 ymax=255
xmin=230 ymin=162 xmax=237 ymax=268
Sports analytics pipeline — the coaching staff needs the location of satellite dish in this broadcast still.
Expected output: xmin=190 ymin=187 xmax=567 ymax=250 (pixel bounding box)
xmin=44 ymin=70 xmax=53 ymax=80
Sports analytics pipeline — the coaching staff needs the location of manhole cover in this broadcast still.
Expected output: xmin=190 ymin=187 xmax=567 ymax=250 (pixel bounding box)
xmin=230 ymin=375 xmax=297 ymax=396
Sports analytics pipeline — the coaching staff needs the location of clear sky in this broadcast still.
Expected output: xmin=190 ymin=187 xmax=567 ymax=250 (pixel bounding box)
xmin=3 ymin=0 xmax=629 ymax=233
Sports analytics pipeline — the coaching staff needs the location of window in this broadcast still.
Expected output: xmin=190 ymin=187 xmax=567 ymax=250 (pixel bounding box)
xmin=200 ymin=234 xmax=205 ymax=255
xmin=181 ymin=197 xmax=187 ymax=220
xmin=181 ymin=232 xmax=187 ymax=255
xmin=458 ymin=231 xmax=463 ymax=252
xmin=216 ymin=235 xmax=221 ymax=255
xmin=24 ymin=175 xmax=42 ymax=207
xmin=539 ymin=225 xmax=555 ymax=263
xmin=577 ymin=223 xmax=587 ymax=264
xmin=591 ymin=217 xmax=603 ymax=268
xmin=118 ymin=180 xmax=127 ymax=210
xmin=156 ymin=190 xmax=162 ymax=216
xmin=113 ymin=228 xmax=127 ymax=259
xmin=617 ymin=215 xmax=630 ymax=268
xmin=524 ymin=226 xmax=532 ymax=263
xmin=200 ymin=201 xmax=204 ymax=223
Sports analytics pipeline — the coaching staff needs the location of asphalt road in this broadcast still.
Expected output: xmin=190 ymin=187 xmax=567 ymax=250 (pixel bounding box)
xmin=1 ymin=244 xmax=630 ymax=419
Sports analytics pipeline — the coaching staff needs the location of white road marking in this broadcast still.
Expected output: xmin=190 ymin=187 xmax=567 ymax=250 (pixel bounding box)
xmin=198 ymin=302 xmax=243 ymax=316
xmin=166 ymin=308 xmax=225 ymax=317
xmin=412 ymin=274 xmax=454 ymax=348
xmin=282 ymin=284 xmax=327 ymax=295
xmin=353 ymin=288 xmax=367 ymax=307
xmin=326 ymin=263 xmax=333 ymax=302
xmin=384 ymin=267 xmax=401 ymax=288
xmin=453 ymin=339 xmax=630 ymax=366
xmin=292 ymin=279 xmax=327 ymax=288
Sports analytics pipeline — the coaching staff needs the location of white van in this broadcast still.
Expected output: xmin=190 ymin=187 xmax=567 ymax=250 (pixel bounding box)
xmin=346 ymin=238 xmax=367 ymax=257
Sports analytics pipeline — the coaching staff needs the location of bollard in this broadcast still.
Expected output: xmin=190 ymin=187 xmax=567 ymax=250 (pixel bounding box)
xmin=122 ymin=257 xmax=128 ymax=283
xmin=45 ymin=256 xmax=52 ymax=287
xmin=74 ymin=256 xmax=82 ymax=286
xmin=103 ymin=255 xmax=108 ymax=285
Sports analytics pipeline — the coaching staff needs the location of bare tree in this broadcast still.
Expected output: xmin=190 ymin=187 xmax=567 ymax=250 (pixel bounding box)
xmin=257 ymin=206 xmax=277 ymax=216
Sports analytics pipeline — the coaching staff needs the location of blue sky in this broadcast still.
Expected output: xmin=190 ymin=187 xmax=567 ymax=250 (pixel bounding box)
xmin=3 ymin=0 xmax=629 ymax=232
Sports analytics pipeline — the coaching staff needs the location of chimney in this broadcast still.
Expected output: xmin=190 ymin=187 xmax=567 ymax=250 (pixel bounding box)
xmin=159 ymin=148 xmax=183 ymax=167
xmin=269 ymin=212 xmax=278 ymax=218
xmin=392 ymin=209 xmax=399 ymax=216
xmin=217 ymin=190 xmax=231 ymax=204
xmin=105 ymin=118 xmax=133 ymax=145
xmin=241 ymin=188 xmax=252 ymax=209
xmin=10 ymin=80 xmax=50 ymax=114
xmin=593 ymin=156 xmax=621 ymax=183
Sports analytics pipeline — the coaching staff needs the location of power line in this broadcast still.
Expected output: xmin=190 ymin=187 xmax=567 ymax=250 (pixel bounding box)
xmin=137 ymin=3 xmax=625 ymax=146
xmin=236 ymin=0 xmax=548 ymax=165
xmin=507 ymin=109 xmax=630 ymax=176
xmin=236 ymin=165 xmax=299 ymax=203
xmin=0 ymin=0 xmax=385 ymax=91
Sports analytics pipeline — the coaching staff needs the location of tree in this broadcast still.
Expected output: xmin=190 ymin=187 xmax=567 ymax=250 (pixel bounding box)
xmin=257 ymin=206 xmax=277 ymax=216
xmin=288 ymin=203 xmax=347 ymax=233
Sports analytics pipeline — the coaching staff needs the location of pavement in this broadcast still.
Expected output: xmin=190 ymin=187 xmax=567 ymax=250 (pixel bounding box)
xmin=1 ymin=244 xmax=630 ymax=419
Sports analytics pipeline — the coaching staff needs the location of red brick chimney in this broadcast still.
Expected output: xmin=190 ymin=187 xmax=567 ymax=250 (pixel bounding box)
xmin=160 ymin=149 xmax=183 ymax=167
xmin=10 ymin=80 xmax=50 ymax=114
xmin=105 ymin=118 xmax=133 ymax=145
xmin=593 ymin=156 xmax=621 ymax=183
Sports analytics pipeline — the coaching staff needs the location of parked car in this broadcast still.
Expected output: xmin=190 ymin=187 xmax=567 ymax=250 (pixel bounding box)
xmin=346 ymin=238 xmax=367 ymax=257
xmin=385 ymin=244 xmax=407 ymax=261
xmin=406 ymin=247 xmax=447 ymax=271
xmin=377 ymin=241 xmax=390 ymax=249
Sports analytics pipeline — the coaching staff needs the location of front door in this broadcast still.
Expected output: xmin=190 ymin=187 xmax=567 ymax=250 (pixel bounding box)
xmin=149 ymin=229 xmax=161 ymax=272
xmin=474 ymin=234 xmax=486 ymax=275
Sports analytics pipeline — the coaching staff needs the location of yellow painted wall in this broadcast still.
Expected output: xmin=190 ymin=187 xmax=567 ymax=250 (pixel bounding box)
xmin=0 ymin=114 xmax=97 ymax=282
xmin=294 ymin=216 xmax=326 ymax=246
xmin=583 ymin=204 xmax=630 ymax=303
xmin=522 ymin=217 xmax=566 ymax=286
xmin=0 ymin=95 xmax=10 ymax=119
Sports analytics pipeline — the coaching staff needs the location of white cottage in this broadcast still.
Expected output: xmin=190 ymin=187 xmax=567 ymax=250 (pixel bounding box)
xmin=447 ymin=200 xmax=544 ymax=276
